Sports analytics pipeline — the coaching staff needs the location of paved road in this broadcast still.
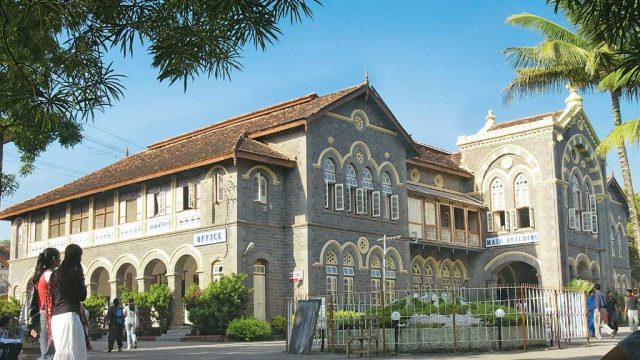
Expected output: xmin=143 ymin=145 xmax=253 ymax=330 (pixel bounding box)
xmin=76 ymin=332 xmax=627 ymax=360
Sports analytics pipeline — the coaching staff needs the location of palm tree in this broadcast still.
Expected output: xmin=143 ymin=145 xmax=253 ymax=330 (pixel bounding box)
xmin=503 ymin=12 xmax=640 ymax=253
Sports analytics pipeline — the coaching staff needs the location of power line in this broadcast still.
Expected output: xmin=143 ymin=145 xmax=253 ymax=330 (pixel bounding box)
xmin=86 ymin=123 xmax=145 ymax=150
xmin=80 ymin=144 xmax=120 ymax=159
xmin=4 ymin=153 xmax=85 ymax=177
xmin=3 ymin=158 xmax=78 ymax=179
xmin=83 ymin=135 xmax=127 ymax=155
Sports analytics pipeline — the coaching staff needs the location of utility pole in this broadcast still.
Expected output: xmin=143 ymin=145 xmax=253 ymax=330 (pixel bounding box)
xmin=377 ymin=234 xmax=401 ymax=355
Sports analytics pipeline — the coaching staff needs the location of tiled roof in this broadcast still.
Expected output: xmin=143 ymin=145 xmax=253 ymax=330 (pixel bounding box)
xmin=410 ymin=142 xmax=468 ymax=173
xmin=488 ymin=111 xmax=563 ymax=131
xmin=0 ymin=84 xmax=366 ymax=219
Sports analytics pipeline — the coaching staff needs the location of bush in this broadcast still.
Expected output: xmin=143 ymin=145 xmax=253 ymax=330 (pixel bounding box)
xmin=566 ymin=279 xmax=594 ymax=291
xmin=185 ymin=273 xmax=253 ymax=335
xmin=270 ymin=315 xmax=286 ymax=334
xmin=121 ymin=284 xmax=172 ymax=334
xmin=226 ymin=317 xmax=271 ymax=341
xmin=0 ymin=298 xmax=21 ymax=318
xmin=83 ymin=295 xmax=107 ymax=335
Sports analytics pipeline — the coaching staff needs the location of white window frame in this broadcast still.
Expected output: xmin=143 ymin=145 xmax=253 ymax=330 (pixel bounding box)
xmin=372 ymin=191 xmax=381 ymax=217
xmin=390 ymin=195 xmax=399 ymax=220
xmin=490 ymin=178 xmax=505 ymax=211
xmin=356 ymin=188 xmax=365 ymax=214
xmin=253 ymin=173 xmax=267 ymax=204
xmin=335 ymin=184 xmax=344 ymax=211
xmin=382 ymin=172 xmax=392 ymax=194
xmin=362 ymin=168 xmax=374 ymax=190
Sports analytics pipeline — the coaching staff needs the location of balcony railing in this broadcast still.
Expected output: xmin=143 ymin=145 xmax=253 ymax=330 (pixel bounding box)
xmin=119 ymin=221 xmax=143 ymax=240
xmin=176 ymin=209 xmax=201 ymax=230
xmin=70 ymin=233 xmax=90 ymax=248
xmin=146 ymin=215 xmax=172 ymax=235
xmin=94 ymin=227 xmax=115 ymax=245
xmin=454 ymin=230 xmax=466 ymax=244
xmin=30 ymin=240 xmax=47 ymax=257
xmin=440 ymin=229 xmax=452 ymax=242
xmin=469 ymin=233 xmax=480 ymax=246
xmin=49 ymin=236 xmax=66 ymax=251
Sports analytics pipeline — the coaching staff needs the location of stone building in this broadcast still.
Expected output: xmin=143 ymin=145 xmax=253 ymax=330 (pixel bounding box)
xmin=1 ymin=81 xmax=632 ymax=324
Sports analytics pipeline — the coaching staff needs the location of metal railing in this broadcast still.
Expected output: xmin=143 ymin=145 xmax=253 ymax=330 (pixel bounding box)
xmin=286 ymin=285 xmax=588 ymax=354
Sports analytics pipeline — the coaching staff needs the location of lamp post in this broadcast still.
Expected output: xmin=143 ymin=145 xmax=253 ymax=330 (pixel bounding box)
xmin=495 ymin=308 xmax=505 ymax=350
xmin=377 ymin=234 xmax=401 ymax=355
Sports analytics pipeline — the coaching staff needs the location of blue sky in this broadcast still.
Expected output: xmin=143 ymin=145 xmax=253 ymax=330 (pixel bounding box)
xmin=2 ymin=0 xmax=639 ymax=239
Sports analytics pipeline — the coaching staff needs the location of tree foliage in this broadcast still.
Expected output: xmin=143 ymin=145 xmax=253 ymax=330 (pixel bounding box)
xmin=185 ymin=273 xmax=253 ymax=335
xmin=121 ymin=283 xmax=172 ymax=333
xmin=0 ymin=0 xmax=318 ymax=197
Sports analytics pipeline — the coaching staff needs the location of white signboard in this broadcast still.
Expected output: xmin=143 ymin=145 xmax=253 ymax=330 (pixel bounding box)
xmin=193 ymin=228 xmax=226 ymax=247
xmin=485 ymin=232 xmax=540 ymax=247
xmin=289 ymin=270 xmax=304 ymax=282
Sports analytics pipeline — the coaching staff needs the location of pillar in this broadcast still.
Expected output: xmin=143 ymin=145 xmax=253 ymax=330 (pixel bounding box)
xmin=109 ymin=281 xmax=118 ymax=303
xmin=166 ymin=273 xmax=184 ymax=326
xmin=136 ymin=276 xmax=151 ymax=292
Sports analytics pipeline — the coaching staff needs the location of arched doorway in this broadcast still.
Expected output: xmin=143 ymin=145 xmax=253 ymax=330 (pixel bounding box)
xmin=253 ymin=259 xmax=267 ymax=321
xmin=577 ymin=261 xmax=589 ymax=280
xmin=173 ymin=255 xmax=198 ymax=325
xmin=143 ymin=259 xmax=167 ymax=289
xmin=89 ymin=267 xmax=111 ymax=302
xmin=115 ymin=263 xmax=138 ymax=294
xmin=496 ymin=262 xmax=539 ymax=285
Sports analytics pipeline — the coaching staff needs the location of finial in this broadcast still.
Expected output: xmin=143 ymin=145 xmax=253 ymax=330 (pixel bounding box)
xmin=565 ymin=82 xmax=582 ymax=108
xmin=485 ymin=110 xmax=496 ymax=124
xmin=124 ymin=146 xmax=129 ymax=157
xmin=364 ymin=70 xmax=369 ymax=85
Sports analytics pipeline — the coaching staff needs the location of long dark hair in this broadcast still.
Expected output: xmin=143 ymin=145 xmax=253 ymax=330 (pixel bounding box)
xmin=33 ymin=248 xmax=60 ymax=286
xmin=52 ymin=244 xmax=84 ymax=293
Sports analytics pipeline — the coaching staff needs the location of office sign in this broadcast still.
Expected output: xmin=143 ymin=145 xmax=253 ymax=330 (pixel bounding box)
xmin=485 ymin=232 xmax=539 ymax=247
xmin=193 ymin=228 xmax=226 ymax=247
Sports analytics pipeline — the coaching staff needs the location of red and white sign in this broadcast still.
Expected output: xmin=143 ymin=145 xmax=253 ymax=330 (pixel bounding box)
xmin=289 ymin=270 xmax=304 ymax=282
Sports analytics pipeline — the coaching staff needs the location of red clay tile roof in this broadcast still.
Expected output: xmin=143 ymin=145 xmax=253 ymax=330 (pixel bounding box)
xmin=410 ymin=142 xmax=468 ymax=173
xmin=488 ymin=111 xmax=563 ymax=131
xmin=0 ymin=84 xmax=366 ymax=219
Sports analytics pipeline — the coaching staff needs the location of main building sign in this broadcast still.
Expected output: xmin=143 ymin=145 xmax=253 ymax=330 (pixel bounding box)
xmin=485 ymin=232 xmax=540 ymax=247
xmin=193 ymin=228 xmax=226 ymax=247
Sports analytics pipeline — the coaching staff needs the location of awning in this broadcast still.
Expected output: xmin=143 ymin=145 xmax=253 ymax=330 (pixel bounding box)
xmin=406 ymin=183 xmax=486 ymax=208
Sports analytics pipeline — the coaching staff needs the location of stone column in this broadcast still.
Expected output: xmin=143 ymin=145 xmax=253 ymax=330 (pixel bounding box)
xmin=166 ymin=273 xmax=184 ymax=327
xmin=136 ymin=276 xmax=150 ymax=292
xmin=109 ymin=281 xmax=119 ymax=302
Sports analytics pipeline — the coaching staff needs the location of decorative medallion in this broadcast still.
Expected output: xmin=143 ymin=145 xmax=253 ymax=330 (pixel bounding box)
xmin=357 ymin=237 xmax=369 ymax=254
xmin=571 ymin=148 xmax=579 ymax=163
xmin=580 ymin=160 xmax=586 ymax=168
xmin=500 ymin=157 xmax=513 ymax=170
xmin=384 ymin=152 xmax=390 ymax=159
xmin=328 ymin=137 xmax=334 ymax=145
xmin=356 ymin=150 xmax=364 ymax=163
xmin=434 ymin=174 xmax=444 ymax=188
xmin=410 ymin=168 xmax=420 ymax=181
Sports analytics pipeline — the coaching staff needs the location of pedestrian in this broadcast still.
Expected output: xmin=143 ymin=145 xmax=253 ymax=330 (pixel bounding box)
xmin=0 ymin=316 xmax=11 ymax=338
xmin=104 ymin=298 xmax=125 ymax=352
xmin=606 ymin=291 xmax=619 ymax=338
xmin=123 ymin=298 xmax=139 ymax=350
xmin=625 ymin=288 xmax=639 ymax=332
xmin=31 ymin=248 xmax=60 ymax=360
xmin=48 ymin=244 xmax=88 ymax=360
xmin=593 ymin=283 xmax=610 ymax=339
xmin=586 ymin=289 xmax=596 ymax=337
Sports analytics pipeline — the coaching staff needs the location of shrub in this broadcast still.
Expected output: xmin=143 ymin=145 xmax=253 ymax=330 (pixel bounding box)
xmin=185 ymin=273 xmax=253 ymax=335
xmin=226 ymin=317 xmax=271 ymax=341
xmin=566 ymin=278 xmax=594 ymax=291
xmin=0 ymin=298 xmax=21 ymax=318
xmin=83 ymin=295 xmax=107 ymax=333
xmin=121 ymin=283 xmax=172 ymax=334
xmin=270 ymin=315 xmax=286 ymax=334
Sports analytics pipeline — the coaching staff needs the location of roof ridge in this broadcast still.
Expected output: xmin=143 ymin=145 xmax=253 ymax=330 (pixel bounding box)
xmin=414 ymin=141 xmax=452 ymax=154
xmin=147 ymin=92 xmax=320 ymax=150
xmin=496 ymin=110 xmax=563 ymax=126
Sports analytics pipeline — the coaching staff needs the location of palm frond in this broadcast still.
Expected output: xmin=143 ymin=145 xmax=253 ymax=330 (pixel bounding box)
xmin=596 ymin=118 xmax=640 ymax=156
xmin=506 ymin=13 xmax=584 ymax=46
xmin=538 ymin=39 xmax=590 ymax=66
xmin=503 ymin=66 xmax=592 ymax=104
xmin=599 ymin=66 xmax=640 ymax=101
xmin=504 ymin=46 xmax=555 ymax=68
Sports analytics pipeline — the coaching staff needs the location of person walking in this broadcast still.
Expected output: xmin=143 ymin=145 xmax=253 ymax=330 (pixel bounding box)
xmin=104 ymin=299 xmax=125 ymax=352
xmin=123 ymin=298 xmax=139 ymax=350
xmin=586 ymin=289 xmax=596 ymax=337
xmin=32 ymin=248 xmax=60 ymax=360
xmin=49 ymin=244 xmax=88 ymax=360
xmin=625 ymin=288 xmax=639 ymax=332
xmin=593 ymin=284 xmax=609 ymax=339
xmin=606 ymin=291 xmax=619 ymax=338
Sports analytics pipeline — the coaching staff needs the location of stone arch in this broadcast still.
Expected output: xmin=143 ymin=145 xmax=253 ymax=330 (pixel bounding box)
xmin=317 ymin=240 xmax=342 ymax=266
xmin=112 ymin=254 xmax=140 ymax=278
xmin=561 ymin=134 xmax=604 ymax=193
xmin=589 ymin=261 xmax=601 ymax=281
xmin=452 ymin=259 xmax=469 ymax=280
xmin=170 ymin=245 xmax=204 ymax=274
xmin=481 ymin=168 xmax=510 ymax=199
xmin=424 ymin=256 xmax=440 ymax=278
xmin=476 ymin=145 xmax=542 ymax=190
xmin=484 ymin=251 xmax=541 ymax=275
xmin=340 ymin=242 xmax=362 ymax=269
xmin=575 ymin=253 xmax=590 ymax=268
xmin=21 ymin=269 xmax=35 ymax=293
xmin=341 ymin=141 xmax=380 ymax=171
xmin=140 ymin=249 xmax=171 ymax=275
xmin=568 ymin=257 xmax=577 ymax=278
xmin=204 ymin=165 xmax=229 ymax=179
xmin=411 ymin=255 xmax=424 ymax=271
xmin=350 ymin=109 xmax=371 ymax=128
xmin=113 ymin=255 xmax=139 ymax=294
xmin=241 ymin=165 xmax=280 ymax=185
xmin=377 ymin=162 xmax=402 ymax=186
xmin=366 ymin=245 xmax=384 ymax=268
xmin=621 ymin=274 xmax=629 ymax=290
xmin=313 ymin=147 xmax=344 ymax=169
xmin=382 ymin=247 xmax=405 ymax=273
xmin=86 ymin=258 xmax=114 ymax=283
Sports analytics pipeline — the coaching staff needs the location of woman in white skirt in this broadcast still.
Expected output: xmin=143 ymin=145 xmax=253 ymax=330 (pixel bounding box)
xmin=49 ymin=244 xmax=87 ymax=360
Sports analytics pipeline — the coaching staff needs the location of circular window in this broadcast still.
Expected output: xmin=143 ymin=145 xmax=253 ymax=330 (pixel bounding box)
xmin=354 ymin=115 xmax=364 ymax=130
xmin=434 ymin=174 xmax=444 ymax=188
xmin=356 ymin=150 xmax=364 ymax=163
xmin=358 ymin=237 xmax=369 ymax=254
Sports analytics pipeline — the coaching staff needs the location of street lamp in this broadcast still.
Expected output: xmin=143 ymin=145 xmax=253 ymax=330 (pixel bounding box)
xmin=376 ymin=234 xmax=401 ymax=355
xmin=495 ymin=308 xmax=505 ymax=350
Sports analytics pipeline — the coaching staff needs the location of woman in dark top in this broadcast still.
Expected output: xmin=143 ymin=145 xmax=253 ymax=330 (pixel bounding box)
xmin=48 ymin=244 xmax=87 ymax=360
xmin=606 ymin=291 xmax=619 ymax=338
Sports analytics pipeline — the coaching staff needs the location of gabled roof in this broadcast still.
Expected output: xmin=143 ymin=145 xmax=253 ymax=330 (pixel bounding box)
xmin=488 ymin=110 xmax=564 ymax=131
xmin=0 ymin=84 xmax=371 ymax=219
xmin=408 ymin=143 xmax=471 ymax=177
xmin=607 ymin=174 xmax=630 ymax=214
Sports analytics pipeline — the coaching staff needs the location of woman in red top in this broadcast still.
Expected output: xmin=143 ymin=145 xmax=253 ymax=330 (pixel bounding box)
xmin=32 ymin=248 xmax=60 ymax=360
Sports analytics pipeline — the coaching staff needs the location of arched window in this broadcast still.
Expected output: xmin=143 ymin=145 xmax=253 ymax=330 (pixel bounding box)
xmin=491 ymin=178 xmax=505 ymax=210
xmin=362 ymin=168 xmax=373 ymax=190
xmin=571 ymin=175 xmax=581 ymax=210
xmin=382 ymin=172 xmax=392 ymax=194
xmin=253 ymin=173 xmax=267 ymax=204
xmin=452 ymin=266 xmax=462 ymax=287
xmin=342 ymin=252 xmax=354 ymax=305
xmin=514 ymin=174 xmax=533 ymax=228
xmin=211 ymin=261 xmax=223 ymax=283
xmin=617 ymin=228 xmax=623 ymax=258
xmin=424 ymin=264 xmax=434 ymax=288
xmin=346 ymin=164 xmax=357 ymax=186
xmin=345 ymin=164 xmax=357 ymax=213
xmin=441 ymin=265 xmax=451 ymax=289
xmin=412 ymin=263 xmax=422 ymax=290
xmin=488 ymin=178 xmax=507 ymax=232
xmin=325 ymin=250 xmax=338 ymax=299
xmin=385 ymin=256 xmax=396 ymax=302
xmin=610 ymin=227 xmax=616 ymax=257
xmin=324 ymin=159 xmax=336 ymax=182
xmin=324 ymin=159 xmax=337 ymax=210
xmin=568 ymin=175 xmax=583 ymax=230
xmin=370 ymin=255 xmax=382 ymax=305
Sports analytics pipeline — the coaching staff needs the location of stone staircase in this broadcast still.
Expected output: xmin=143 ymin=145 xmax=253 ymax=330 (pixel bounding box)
xmin=156 ymin=326 xmax=192 ymax=342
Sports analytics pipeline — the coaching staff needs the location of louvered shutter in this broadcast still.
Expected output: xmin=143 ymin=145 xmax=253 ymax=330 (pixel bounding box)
xmin=591 ymin=213 xmax=598 ymax=234
xmin=372 ymin=191 xmax=381 ymax=217
xmin=176 ymin=186 xmax=184 ymax=211
xmin=529 ymin=208 xmax=535 ymax=228
xmin=568 ymin=208 xmax=576 ymax=229
xmin=158 ymin=191 xmax=166 ymax=215
xmin=216 ymin=174 xmax=224 ymax=202
xmin=356 ymin=188 xmax=365 ymax=214
xmin=487 ymin=212 xmax=494 ymax=232
xmin=390 ymin=195 xmax=399 ymax=220
xmin=146 ymin=192 xmax=155 ymax=218
xmin=164 ymin=188 xmax=172 ymax=214
xmin=119 ymin=200 xmax=126 ymax=224
xmin=346 ymin=187 xmax=351 ymax=212
xmin=504 ymin=211 xmax=510 ymax=231
xmin=188 ymin=183 xmax=196 ymax=209
xmin=325 ymin=182 xmax=330 ymax=209
xmin=335 ymin=184 xmax=344 ymax=211
xmin=136 ymin=193 xmax=143 ymax=221
xmin=511 ymin=209 xmax=518 ymax=230
xmin=582 ymin=212 xmax=592 ymax=232
xmin=589 ymin=194 xmax=597 ymax=213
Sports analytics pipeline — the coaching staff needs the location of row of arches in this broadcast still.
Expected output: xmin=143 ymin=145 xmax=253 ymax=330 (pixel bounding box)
xmin=568 ymin=253 xmax=601 ymax=282
xmin=411 ymin=256 xmax=468 ymax=290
